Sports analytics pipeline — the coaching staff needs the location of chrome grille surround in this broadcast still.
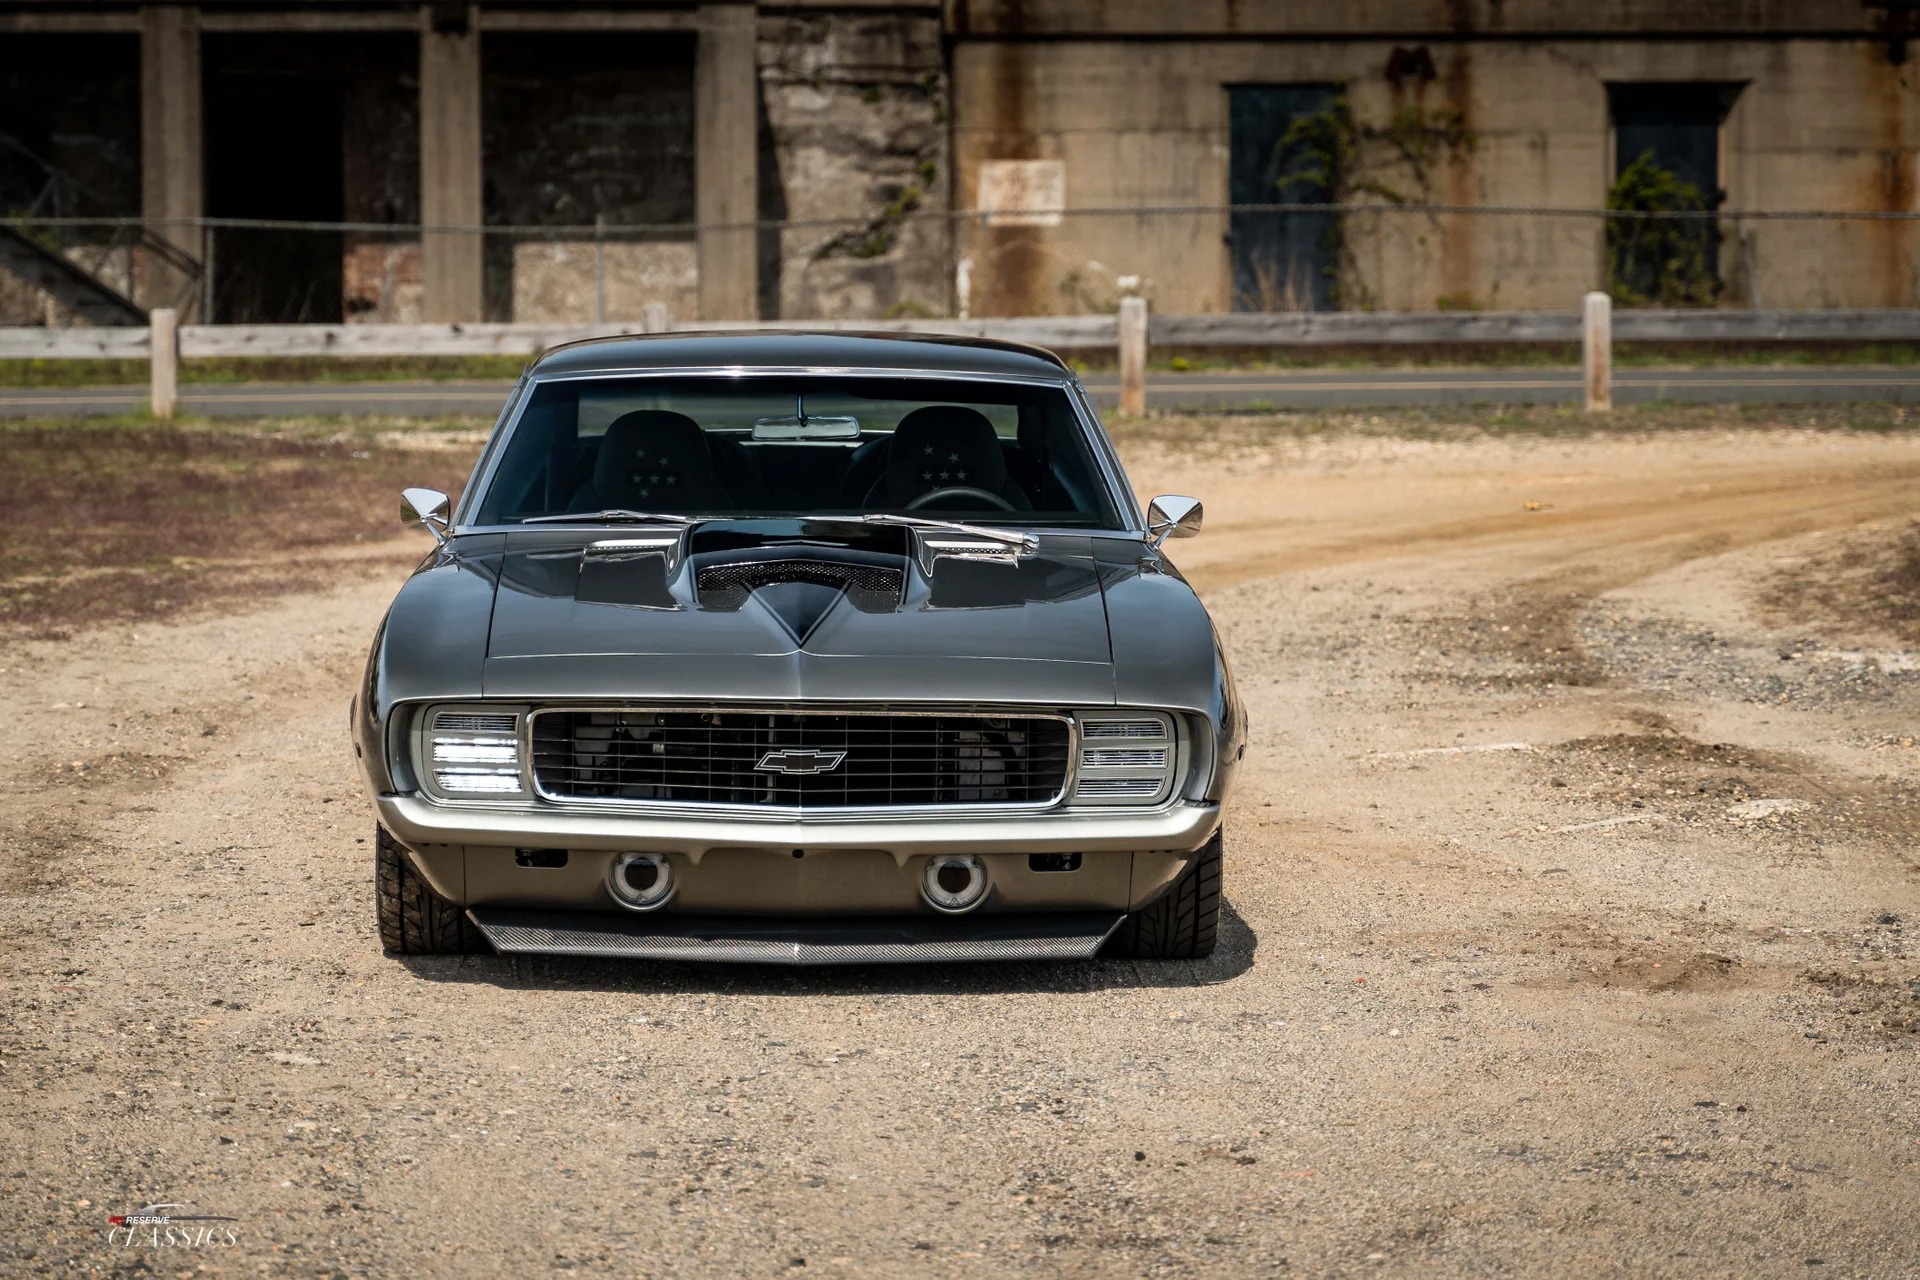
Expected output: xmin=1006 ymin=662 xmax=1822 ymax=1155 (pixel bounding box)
xmin=528 ymin=706 xmax=1075 ymax=815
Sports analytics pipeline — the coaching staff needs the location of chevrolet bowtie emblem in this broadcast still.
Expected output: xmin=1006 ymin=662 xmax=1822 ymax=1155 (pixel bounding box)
xmin=754 ymin=748 xmax=847 ymax=775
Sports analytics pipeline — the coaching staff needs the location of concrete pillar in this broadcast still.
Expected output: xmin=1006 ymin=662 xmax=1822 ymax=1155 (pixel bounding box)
xmin=140 ymin=6 xmax=203 ymax=318
xmin=695 ymin=1 xmax=758 ymax=320
xmin=420 ymin=4 xmax=484 ymax=322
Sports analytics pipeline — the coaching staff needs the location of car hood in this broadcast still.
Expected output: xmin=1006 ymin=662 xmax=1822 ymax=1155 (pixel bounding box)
xmin=480 ymin=521 xmax=1118 ymax=704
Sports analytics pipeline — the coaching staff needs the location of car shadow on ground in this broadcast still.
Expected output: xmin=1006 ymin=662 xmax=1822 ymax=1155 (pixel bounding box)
xmin=397 ymin=902 xmax=1257 ymax=995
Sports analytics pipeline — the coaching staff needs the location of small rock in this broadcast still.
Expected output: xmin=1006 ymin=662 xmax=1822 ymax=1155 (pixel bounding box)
xmin=1726 ymin=798 xmax=1807 ymax=822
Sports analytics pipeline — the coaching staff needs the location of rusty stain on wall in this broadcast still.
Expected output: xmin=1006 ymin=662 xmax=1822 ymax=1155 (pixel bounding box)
xmin=980 ymin=40 xmax=1048 ymax=316
xmin=1867 ymin=44 xmax=1916 ymax=306
xmin=1441 ymin=47 xmax=1477 ymax=306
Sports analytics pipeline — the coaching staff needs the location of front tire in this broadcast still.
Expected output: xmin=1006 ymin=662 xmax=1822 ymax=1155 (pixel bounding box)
xmin=1105 ymin=831 xmax=1223 ymax=959
xmin=375 ymin=826 xmax=485 ymax=954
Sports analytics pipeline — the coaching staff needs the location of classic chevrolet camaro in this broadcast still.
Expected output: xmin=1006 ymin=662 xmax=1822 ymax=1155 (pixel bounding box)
xmin=352 ymin=332 xmax=1244 ymax=964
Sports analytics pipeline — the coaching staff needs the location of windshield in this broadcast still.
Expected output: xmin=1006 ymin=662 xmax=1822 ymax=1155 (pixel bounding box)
xmin=469 ymin=375 xmax=1123 ymax=528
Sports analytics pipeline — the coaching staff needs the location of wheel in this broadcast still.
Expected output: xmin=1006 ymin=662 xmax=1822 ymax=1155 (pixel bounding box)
xmin=1105 ymin=831 xmax=1223 ymax=959
xmin=375 ymin=826 xmax=485 ymax=955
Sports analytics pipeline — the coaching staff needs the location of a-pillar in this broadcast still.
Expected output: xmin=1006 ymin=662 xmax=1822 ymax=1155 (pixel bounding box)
xmin=420 ymin=3 xmax=483 ymax=322
xmin=140 ymin=5 xmax=203 ymax=318
xmin=696 ymin=1 xmax=758 ymax=320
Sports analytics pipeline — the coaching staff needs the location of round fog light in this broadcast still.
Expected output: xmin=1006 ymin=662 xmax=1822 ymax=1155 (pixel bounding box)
xmin=922 ymin=855 xmax=989 ymax=914
xmin=608 ymin=852 xmax=674 ymax=911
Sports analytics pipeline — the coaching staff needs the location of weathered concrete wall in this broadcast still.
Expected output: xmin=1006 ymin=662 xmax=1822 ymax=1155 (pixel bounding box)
xmin=948 ymin=1 xmax=1877 ymax=38
xmin=758 ymin=8 xmax=950 ymax=319
xmin=952 ymin=35 xmax=1920 ymax=313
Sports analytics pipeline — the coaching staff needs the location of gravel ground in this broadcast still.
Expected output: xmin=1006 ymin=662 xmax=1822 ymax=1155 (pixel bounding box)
xmin=2 ymin=426 xmax=1918 ymax=1277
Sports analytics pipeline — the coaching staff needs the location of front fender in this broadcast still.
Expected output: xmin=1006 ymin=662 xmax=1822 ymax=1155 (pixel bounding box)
xmin=353 ymin=535 xmax=505 ymax=794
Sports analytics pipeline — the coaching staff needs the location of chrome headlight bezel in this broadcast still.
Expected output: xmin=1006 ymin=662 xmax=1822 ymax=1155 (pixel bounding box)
xmin=412 ymin=703 xmax=532 ymax=803
xmin=1069 ymin=710 xmax=1179 ymax=806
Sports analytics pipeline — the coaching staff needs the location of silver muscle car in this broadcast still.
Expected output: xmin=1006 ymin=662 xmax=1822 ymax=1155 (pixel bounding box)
xmin=352 ymin=332 xmax=1245 ymax=964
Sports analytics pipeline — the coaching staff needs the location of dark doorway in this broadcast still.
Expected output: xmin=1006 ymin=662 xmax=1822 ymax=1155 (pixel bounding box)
xmin=0 ymin=34 xmax=140 ymax=220
xmin=1228 ymin=84 xmax=1340 ymax=312
xmin=481 ymin=33 xmax=696 ymax=321
xmin=204 ymin=34 xmax=415 ymax=322
xmin=1606 ymin=83 xmax=1742 ymax=305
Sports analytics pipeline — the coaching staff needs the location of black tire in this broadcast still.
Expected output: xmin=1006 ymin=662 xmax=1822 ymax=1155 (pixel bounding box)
xmin=375 ymin=826 xmax=485 ymax=955
xmin=1105 ymin=831 xmax=1223 ymax=959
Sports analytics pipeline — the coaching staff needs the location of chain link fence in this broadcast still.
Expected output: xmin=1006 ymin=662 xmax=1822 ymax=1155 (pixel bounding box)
xmin=8 ymin=202 xmax=1920 ymax=327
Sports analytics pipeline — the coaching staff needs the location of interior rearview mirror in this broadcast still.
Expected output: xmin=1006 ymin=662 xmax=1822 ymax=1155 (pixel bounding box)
xmin=1146 ymin=495 xmax=1203 ymax=547
xmin=401 ymin=487 xmax=451 ymax=545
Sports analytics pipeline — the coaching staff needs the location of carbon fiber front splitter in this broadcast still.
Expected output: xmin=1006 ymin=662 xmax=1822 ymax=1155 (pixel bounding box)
xmin=466 ymin=907 xmax=1125 ymax=965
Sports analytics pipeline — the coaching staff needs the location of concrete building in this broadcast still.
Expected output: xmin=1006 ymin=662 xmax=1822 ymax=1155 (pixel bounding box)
xmin=0 ymin=1 xmax=1914 ymax=323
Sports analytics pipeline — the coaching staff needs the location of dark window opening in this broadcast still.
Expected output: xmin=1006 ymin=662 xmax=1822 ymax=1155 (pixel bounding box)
xmin=204 ymin=34 xmax=416 ymax=323
xmin=1606 ymin=83 xmax=1744 ymax=306
xmin=1227 ymin=84 xmax=1341 ymax=312
xmin=0 ymin=34 xmax=141 ymax=320
xmin=0 ymin=35 xmax=140 ymax=222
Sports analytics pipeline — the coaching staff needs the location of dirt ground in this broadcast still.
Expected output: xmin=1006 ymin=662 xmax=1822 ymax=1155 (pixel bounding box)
xmin=2 ymin=422 xmax=1917 ymax=1277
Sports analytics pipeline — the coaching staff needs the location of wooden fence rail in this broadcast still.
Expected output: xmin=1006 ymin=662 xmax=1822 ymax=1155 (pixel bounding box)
xmin=3 ymin=305 xmax=1917 ymax=416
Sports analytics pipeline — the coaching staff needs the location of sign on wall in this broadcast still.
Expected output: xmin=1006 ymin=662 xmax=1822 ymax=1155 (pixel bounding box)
xmin=976 ymin=160 xmax=1065 ymax=227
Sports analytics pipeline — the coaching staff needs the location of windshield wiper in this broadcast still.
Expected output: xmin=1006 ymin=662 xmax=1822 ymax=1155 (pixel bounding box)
xmin=522 ymin=509 xmax=697 ymax=526
xmin=809 ymin=513 xmax=1038 ymax=555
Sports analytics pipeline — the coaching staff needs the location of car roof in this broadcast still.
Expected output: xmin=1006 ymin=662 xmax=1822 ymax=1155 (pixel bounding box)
xmin=529 ymin=330 xmax=1074 ymax=380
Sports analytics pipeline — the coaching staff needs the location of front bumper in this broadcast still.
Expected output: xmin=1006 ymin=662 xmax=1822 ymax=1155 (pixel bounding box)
xmin=376 ymin=795 xmax=1220 ymax=915
xmin=376 ymin=795 xmax=1221 ymax=862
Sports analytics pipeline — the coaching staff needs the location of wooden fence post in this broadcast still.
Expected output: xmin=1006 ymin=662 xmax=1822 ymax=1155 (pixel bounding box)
xmin=1118 ymin=295 xmax=1147 ymax=416
xmin=1582 ymin=291 xmax=1612 ymax=413
xmin=149 ymin=307 xmax=179 ymax=420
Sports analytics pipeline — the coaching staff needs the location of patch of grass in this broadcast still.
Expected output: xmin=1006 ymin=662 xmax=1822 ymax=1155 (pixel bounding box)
xmin=0 ymin=355 xmax=529 ymax=388
xmin=1121 ymin=342 xmax=1920 ymax=374
xmin=1762 ymin=520 xmax=1920 ymax=647
xmin=1104 ymin=400 xmax=1920 ymax=448
xmin=0 ymin=417 xmax=481 ymax=637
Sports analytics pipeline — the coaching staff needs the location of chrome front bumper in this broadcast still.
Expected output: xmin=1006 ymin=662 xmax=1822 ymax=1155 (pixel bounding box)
xmin=376 ymin=794 xmax=1221 ymax=863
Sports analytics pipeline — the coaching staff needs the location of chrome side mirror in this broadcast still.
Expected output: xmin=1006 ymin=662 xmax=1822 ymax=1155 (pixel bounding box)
xmin=1146 ymin=495 xmax=1203 ymax=547
xmin=401 ymin=487 xmax=451 ymax=546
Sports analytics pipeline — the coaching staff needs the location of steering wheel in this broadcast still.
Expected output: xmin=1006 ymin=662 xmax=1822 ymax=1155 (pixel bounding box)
xmin=906 ymin=485 xmax=1016 ymax=512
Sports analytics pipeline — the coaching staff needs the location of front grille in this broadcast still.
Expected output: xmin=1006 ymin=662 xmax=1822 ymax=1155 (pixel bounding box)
xmin=531 ymin=709 xmax=1072 ymax=810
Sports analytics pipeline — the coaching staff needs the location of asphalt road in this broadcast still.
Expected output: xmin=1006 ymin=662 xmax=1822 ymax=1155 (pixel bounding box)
xmin=2 ymin=366 xmax=1918 ymax=418
xmin=1080 ymin=366 xmax=1920 ymax=409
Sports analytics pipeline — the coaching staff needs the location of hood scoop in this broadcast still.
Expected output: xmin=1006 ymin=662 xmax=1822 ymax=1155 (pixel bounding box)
xmin=693 ymin=546 xmax=907 ymax=634
xmin=746 ymin=579 xmax=845 ymax=645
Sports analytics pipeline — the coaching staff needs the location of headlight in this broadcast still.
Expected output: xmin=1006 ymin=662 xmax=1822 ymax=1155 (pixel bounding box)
xmin=1071 ymin=711 xmax=1176 ymax=805
xmin=416 ymin=705 xmax=528 ymax=798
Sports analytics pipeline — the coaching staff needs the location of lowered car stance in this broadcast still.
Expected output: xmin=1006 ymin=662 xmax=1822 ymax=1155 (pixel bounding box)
xmin=352 ymin=332 xmax=1244 ymax=964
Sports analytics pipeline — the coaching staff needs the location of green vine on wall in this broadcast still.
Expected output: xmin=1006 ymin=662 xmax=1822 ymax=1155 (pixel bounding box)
xmin=1274 ymin=97 xmax=1476 ymax=308
xmin=1604 ymin=150 xmax=1720 ymax=307
xmin=815 ymin=183 xmax=924 ymax=261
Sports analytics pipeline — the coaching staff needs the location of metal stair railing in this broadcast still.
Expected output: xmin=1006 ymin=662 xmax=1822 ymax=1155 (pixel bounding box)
xmin=0 ymin=130 xmax=204 ymax=325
